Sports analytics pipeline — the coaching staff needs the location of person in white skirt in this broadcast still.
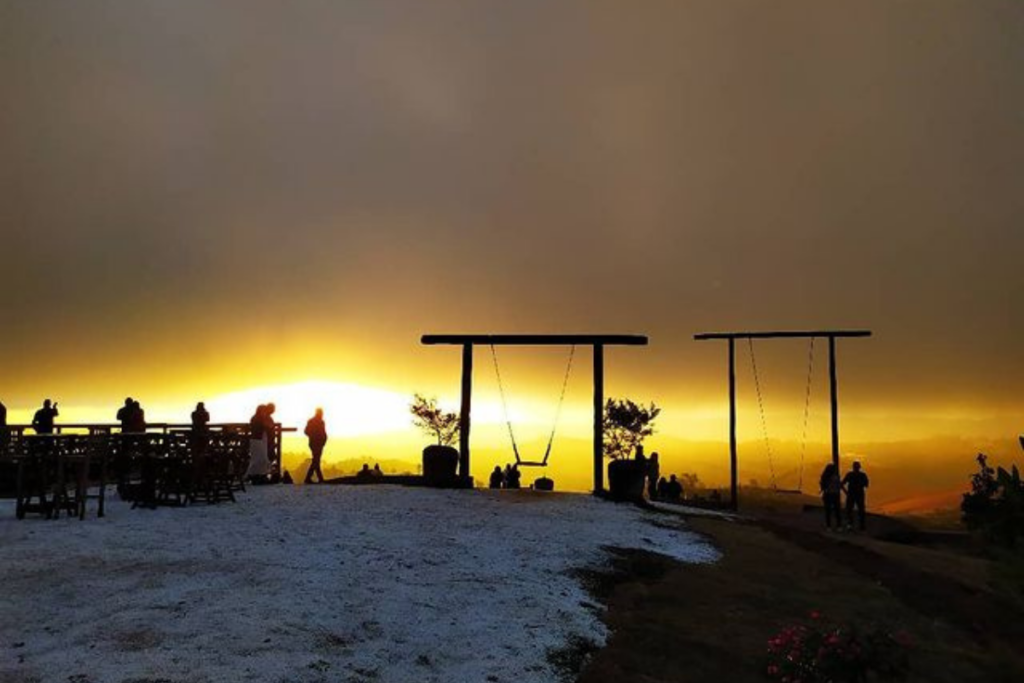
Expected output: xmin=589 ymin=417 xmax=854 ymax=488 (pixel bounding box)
xmin=246 ymin=404 xmax=271 ymax=481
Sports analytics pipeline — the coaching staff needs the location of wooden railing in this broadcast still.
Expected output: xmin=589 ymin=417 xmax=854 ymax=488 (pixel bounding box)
xmin=2 ymin=423 xmax=297 ymax=469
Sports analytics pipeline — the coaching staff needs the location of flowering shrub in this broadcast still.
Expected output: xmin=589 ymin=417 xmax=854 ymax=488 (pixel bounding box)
xmin=765 ymin=612 xmax=911 ymax=682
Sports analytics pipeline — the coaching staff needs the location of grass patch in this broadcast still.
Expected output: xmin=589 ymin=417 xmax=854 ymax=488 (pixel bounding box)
xmin=575 ymin=516 xmax=1024 ymax=682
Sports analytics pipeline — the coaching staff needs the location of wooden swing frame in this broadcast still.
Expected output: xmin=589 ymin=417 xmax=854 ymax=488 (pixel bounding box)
xmin=693 ymin=329 xmax=872 ymax=510
xmin=421 ymin=334 xmax=648 ymax=492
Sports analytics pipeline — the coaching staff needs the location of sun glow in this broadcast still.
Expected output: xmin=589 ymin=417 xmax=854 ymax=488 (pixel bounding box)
xmin=205 ymin=381 xmax=414 ymax=438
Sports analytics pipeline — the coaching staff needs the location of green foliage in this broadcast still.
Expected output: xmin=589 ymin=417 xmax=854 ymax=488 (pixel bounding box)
xmin=961 ymin=442 xmax=1024 ymax=548
xmin=766 ymin=612 xmax=912 ymax=683
xmin=602 ymin=398 xmax=660 ymax=460
xmin=409 ymin=394 xmax=460 ymax=447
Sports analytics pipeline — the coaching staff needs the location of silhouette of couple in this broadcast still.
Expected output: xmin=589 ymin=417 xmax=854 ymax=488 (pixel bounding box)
xmin=116 ymin=398 xmax=147 ymax=433
xmin=490 ymin=464 xmax=521 ymax=489
xmin=820 ymin=461 xmax=870 ymax=531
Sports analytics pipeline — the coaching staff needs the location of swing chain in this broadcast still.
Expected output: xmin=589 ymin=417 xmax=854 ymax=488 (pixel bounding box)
xmin=489 ymin=344 xmax=576 ymax=467
xmin=796 ymin=337 xmax=816 ymax=492
xmin=490 ymin=344 xmax=522 ymax=462
xmin=748 ymin=338 xmax=778 ymax=489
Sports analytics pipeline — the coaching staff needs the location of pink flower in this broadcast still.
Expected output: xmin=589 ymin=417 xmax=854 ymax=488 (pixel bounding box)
xmin=809 ymin=610 xmax=821 ymax=620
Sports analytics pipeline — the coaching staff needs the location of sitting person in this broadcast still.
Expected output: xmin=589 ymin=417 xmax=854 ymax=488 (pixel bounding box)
xmin=656 ymin=476 xmax=668 ymax=500
xmin=356 ymin=463 xmax=373 ymax=480
xmin=489 ymin=466 xmax=504 ymax=489
xmin=506 ymin=464 xmax=522 ymax=490
xmin=372 ymin=464 xmax=384 ymax=478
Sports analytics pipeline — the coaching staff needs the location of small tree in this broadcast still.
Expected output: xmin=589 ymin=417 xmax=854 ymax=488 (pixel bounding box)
xmin=961 ymin=442 xmax=1024 ymax=548
xmin=410 ymin=394 xmax=460 ymax=447
xmin=602 ymin=398 xmax=660 ymax=460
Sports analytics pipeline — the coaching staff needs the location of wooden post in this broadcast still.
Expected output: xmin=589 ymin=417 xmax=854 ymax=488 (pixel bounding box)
xmin=728 ymin=337 xmax=738 ymax=510
xmin=459 ymin=343 xmax=473 ymax=480
xmin=593 ymin=343 xmax=605 ymax=493
xmin=828 ymin=336 xmax=840 ymax=472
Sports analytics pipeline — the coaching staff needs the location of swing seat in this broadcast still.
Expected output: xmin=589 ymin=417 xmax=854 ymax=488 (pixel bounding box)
xmin=516 ymin=460 xmax=548 ymax=467
xmin=772 ymin=488 xmax=803 ymax=495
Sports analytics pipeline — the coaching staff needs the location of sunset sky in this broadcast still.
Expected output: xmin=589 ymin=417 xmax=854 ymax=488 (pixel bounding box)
xmin=1 ymin=1 xmax=1022 ymax=501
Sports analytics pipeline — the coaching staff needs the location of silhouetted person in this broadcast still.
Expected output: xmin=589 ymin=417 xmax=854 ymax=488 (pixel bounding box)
xmin=372 ymin=464 xmax=383 ymax=478
xmin=357 ymin=463 xmax=373 ymax=480
xmin=647 ymin=451 xmax=660 ymax=499
xmin=0 ymin=400 xmax=8 ymax=448
xmin=32 ymin=399 xmax=58 ymax=434
xmin=503 ymin=464 xmax=513 ymax=489
xmin=634 ymin=444 xmax=646 ymax=463
xmin=303 ymin=408 xmax=327 ymax=484
xmin=489 ymin=466 xmax=504 ymax=489
xmin=116 ymin=398 xmax=135 ymax=431
xmin=191 ymin=402 xmax=210 ymax=431
xmin=666 ymin=474 xmax=683 ymax=502
xmin=503 ymin=462 xmax=520 ymax=489
xmin=264 ymin=402 xmax=278 ymax=476
xmin=128 ymin=400 xmax=146 ymax=432
xmin=656 ymin=476 xmax=668 ymax=500
xmin=246 ymin=405 xmax=271 ymax=481
xmin=819 ymin=463 xmax=843 ymax=530
xmin=842 ymin=461 xmax=870 ymax=531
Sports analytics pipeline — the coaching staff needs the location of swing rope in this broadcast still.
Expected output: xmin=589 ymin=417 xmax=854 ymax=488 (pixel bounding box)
xmin=796 ymin=338 xmax=816 ymax=492
xmin=748 ymin=338 xmax=778 ymax=489
xmin=489 ymin=344 xmax=576 ymax=467
xmin=490 ymin=344 xmax=522 ymax=463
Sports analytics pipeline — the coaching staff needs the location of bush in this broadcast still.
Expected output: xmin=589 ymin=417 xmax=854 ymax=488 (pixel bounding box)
xmin=765 ymin=612 xmax=911 ymax=683
xmin=961 ymin=446 xmax=1024 ymax=548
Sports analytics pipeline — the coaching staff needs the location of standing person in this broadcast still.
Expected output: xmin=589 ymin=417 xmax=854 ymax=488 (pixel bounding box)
xmin=127 ymin=400 xmax=147 ymax=432
xmin=246 ymin=405 xmax=271 ymax=482
xmin=191 ymin=402 xmax=210 ymax=431
xmin=303 ymin=408 xmax=327 ymax=484
xmin=666 ymin=474 xmax=683 ymax=502
xmin=841 ymin=461 xmax=870 ymax=531
xmin=116 ymin=398 xmax=135 ymax=431
xmin=0 ymin=400 xmax=8 ymax=449
xmin=32 ymin=399 xmax=59 ymax=434
xmin=819 ymin=463 xmax=843 ymax=530
xmin=190 ymin=401 xmax=211 ymax=454
xmin=647 ymin=451 xmax=661 ymax=500
xmin=264 ymin=403 xmax=278 ymax=478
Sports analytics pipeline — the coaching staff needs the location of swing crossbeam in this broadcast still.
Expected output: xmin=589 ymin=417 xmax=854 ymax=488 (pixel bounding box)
xmin=694 ymin=329 xmax=872 ymax=510
xmin=421 ymin=334 xmax=649 ymax=492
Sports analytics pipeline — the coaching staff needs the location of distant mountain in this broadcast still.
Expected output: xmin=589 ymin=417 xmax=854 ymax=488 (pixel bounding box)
xmin=282 ymin=453 xmax=419 ymax=482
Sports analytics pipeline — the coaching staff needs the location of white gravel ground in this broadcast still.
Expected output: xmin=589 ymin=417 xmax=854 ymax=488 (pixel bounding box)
xmin=1 ymin=485 xmax=718 ymax=683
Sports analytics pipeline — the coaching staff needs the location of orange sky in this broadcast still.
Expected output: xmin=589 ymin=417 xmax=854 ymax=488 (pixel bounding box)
xmin=1 ymin=1 xmax=1022 ymax=507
